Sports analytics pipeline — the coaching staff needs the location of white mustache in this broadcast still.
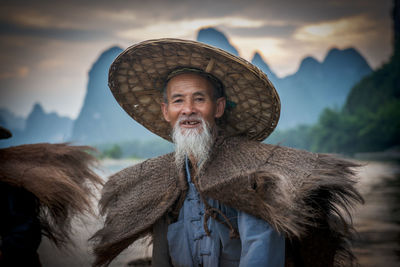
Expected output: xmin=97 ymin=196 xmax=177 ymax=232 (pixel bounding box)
xmin=177 ymin=115 xmax=202 ymax=123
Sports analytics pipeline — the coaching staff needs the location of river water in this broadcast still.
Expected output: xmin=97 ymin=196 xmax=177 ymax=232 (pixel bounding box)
xmin=37 ymin=159 xmax=400 ymax=266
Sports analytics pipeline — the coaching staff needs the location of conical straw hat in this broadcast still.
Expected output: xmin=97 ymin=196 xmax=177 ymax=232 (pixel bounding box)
xmin=108 ymin=38 xmax=280 ymax=142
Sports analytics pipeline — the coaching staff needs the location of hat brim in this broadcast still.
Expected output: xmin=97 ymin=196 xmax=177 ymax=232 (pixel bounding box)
xmin=109 ymin=38 xmax=280 ymax=142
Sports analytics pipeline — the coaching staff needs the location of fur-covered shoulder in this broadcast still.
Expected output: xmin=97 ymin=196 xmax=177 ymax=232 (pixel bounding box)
xmin=197 ymin=136 xmax=363 ymax=266
xmin=0 ymin=143 xmax=102 ymax=247
xmin=198 ymin=136 xmax=361 ymax=235
xmin=92 ymin=153 xmax=184 ymax=267
xmin=99 ymin=153 xmax=177 ymax=210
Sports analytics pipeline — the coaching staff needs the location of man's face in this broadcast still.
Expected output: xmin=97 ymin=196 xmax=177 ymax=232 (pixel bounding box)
xmin=161 ymin=73 xmax=225 ymax=133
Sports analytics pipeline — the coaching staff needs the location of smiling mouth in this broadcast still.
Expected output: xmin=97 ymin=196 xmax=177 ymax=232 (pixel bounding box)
xmin=180 ymin=120 xmax=201 ymax=127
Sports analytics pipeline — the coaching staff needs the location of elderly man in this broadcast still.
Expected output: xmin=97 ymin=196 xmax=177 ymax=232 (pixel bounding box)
xmin=92 ymin=39 xmax=363 ymax=267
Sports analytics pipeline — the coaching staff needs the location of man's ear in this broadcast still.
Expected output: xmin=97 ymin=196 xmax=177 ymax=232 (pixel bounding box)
xmin=161 ymin=102 xmax=171 ymax=122
xmin=215 ymin=97 xmax=226 ymax=119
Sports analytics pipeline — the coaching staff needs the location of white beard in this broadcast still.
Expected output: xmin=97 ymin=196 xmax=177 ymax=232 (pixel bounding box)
xmin=172 ymin=116 xmax=213 ymax=170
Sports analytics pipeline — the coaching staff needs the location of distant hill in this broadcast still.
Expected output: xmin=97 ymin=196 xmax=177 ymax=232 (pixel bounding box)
xmin=0 ymin=108 xmax=25 ymax=131
xmin=277 ymin=47 xmax=372 ymax=128
xmin=309 ymin=49 xmax=399 ymax=154
xmin=196 ymin=27 xmax=372 ymax=129
xmin=197 ymin=27 xmax=239 ymax=56
xmin=70 ymin=46 xmax=161 ymax=145
xmin=0 ymin=103 xmax=73 ymax=148
xmin=251 ymin=52 xmax=279 ymax=85
xmin=267 ymin=0 xmax=400 ymax=154
xmin=24 ymin=103 xmax=73 ymax=143
xmin=314 ymin=0 xmax=400 ymax=153
xmin=266 ymin=49 xmax=399 ymax=153
xmin=345 ymin=54 xmax=399 ymax=115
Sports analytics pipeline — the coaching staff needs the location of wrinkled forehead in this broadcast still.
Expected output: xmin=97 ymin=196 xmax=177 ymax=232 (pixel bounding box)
xmin=166 ymin=73 xmax=214 ymax=91
xmin=164 ymin=68 xmax=225 ymax=99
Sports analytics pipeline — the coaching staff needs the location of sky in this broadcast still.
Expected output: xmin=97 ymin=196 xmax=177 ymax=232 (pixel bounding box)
xmin=0 ymin=0 xmax=395 ymax=119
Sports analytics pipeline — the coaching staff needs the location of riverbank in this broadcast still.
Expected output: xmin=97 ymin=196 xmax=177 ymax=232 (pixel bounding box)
xmin=353 ymin=160 xmax=400 ymax=267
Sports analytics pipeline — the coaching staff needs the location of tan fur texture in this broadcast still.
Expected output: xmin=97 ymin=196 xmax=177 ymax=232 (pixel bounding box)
xmin=92 ymin=136 xmax=363 ymax=266
xmin=0 ymin=143 xmax=103 ymax=247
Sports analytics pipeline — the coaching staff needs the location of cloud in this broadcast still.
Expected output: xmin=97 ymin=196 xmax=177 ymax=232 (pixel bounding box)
xmin=116 ymin=16 xmax=266 ymax=41
xmin=229 ymin=36 xmax=284 ymax=59
xmin=37 ymin=58 xmax=65 ymax=70
xmin=0 ymin=0 xmax=391 ymax=44
xmin=290 ymin=13 xmax=392 ymax=69
xmin=0 ymin=20 xmax=112 ymax=42
xmin=294 ymin=15 xmax=376 ymax=43
xmin=225 ymin=23 xmax=297 ymax=38
xmin=1 ymin=0 xmax=390 ymax=31
xmin=0 ymin=66 xmax=29 ymax=80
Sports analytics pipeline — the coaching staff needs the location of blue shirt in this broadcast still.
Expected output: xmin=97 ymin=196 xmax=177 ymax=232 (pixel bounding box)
xmin=166 ymin=157 xmax=285 ymax=267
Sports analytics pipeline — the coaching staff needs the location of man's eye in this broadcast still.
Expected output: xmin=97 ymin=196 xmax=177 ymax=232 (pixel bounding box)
xmin=173 ymin=99 xmax=183 ymax=103
xmin=195 ymin=98 xmax=204 ymax=102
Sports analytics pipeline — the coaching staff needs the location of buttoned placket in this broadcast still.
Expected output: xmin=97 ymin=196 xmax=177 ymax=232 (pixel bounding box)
xmin=184 ymin=156 xmax=213 ymax=266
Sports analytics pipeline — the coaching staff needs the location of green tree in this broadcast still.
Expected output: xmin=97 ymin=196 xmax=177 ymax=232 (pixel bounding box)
xmin=102 ymin=144 xmax=123 ymax=159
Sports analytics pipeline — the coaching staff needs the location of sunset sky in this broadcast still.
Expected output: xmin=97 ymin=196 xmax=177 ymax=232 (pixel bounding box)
xmin=0 ymin=0 xmax=395 ymax=119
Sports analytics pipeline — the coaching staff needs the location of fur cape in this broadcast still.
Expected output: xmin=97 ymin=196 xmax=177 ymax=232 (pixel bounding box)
xmin=0 ymin=143 xmax=103 ymax=247
xmin=92 ymin=136 xmax=363 ymax=266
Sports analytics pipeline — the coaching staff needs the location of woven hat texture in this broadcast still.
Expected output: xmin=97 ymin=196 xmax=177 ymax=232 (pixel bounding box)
xmin=108 ymin=38 xmax=280 ymax=141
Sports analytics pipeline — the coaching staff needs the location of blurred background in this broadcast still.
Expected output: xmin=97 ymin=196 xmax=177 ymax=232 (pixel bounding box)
xmin=0 ymin=0 xmax=399 ymax=266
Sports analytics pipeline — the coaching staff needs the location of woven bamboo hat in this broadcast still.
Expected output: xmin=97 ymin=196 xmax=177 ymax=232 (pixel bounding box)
xmin=0 ymin=126 xmax=12 ymax=139
xmin=108 ymin=38 xmax=280 ymax=142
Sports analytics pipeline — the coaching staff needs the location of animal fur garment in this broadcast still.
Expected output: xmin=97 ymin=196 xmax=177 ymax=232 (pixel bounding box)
xmin=92 ymin=136 xmax=363 ymax=267
xmin=0 ymin=143 xmax=103 ymax=247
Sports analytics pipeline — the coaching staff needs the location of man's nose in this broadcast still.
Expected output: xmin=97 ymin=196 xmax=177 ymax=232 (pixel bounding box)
xmin=181 ymin=100 xmax=196 ymax=115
